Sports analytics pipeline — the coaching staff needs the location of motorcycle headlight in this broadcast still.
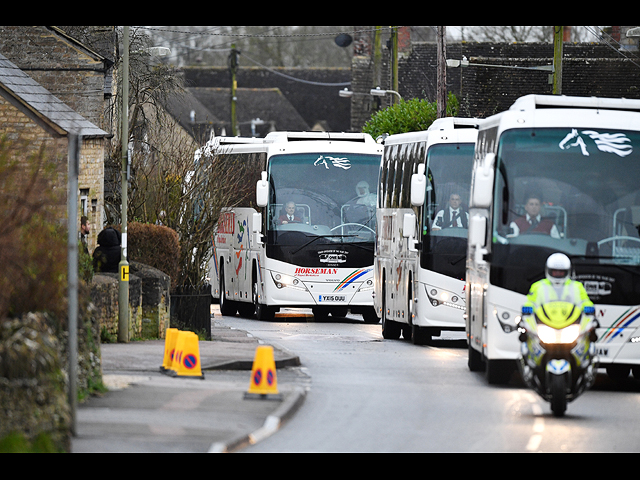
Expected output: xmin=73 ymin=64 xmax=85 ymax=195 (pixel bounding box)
xmin=537 ymin=324 xmax=581 ymax=345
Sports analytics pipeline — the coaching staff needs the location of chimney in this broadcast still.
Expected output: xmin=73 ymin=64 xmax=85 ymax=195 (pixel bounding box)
xmin=398 ymin=26 xmax=411 ymax=54
xmin=611 ymin=26 xmax=622 ymax=42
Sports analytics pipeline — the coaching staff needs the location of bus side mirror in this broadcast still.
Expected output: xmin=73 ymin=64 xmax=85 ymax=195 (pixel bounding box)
xmin=469 ymin=214 xmax=488 ymax=264
xmin=252 ymin=213 xmax=262 ymax=233
xmin=411 ymin=164 xmax=426 ymax=207
xmin=256 ymin=171 xmax=269 ymax=207
xmin=252 ymin=212 xmax=263 ymax=245
xmin=403 ymin=213 xmax=418 ymax=252
xmin=472 ymin=153 xmax=495 ymax=208
xmin=403 ymin=213 xmax=416 ymax=239
xmin=469 ymin=215 xmax=487 ymax=248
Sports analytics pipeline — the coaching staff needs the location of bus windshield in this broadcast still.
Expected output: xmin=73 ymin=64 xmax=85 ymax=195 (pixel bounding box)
xmin=266 ymin=152 xmax=381 ymax=268
xmin=421 ymin=143 xmax=475 ymax=280
xmin=491 ymin=128 xmax=640 ymax=303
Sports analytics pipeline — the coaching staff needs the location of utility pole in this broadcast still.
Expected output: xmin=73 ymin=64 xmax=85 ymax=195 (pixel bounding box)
xmin=390 ymin=26 xmax=399 ymax=105
xmin=372 ymin=26 xmax=383 ymax=112
xmin=229 ymin=44 xmax=240 ymax=136
xmin=67 ymin=133 xmax=80 ymax=435
xmin=119 ymin=26 xmax=130 ymax=343
xmin=553 ymin=26 xmax=564 ymax=95
xmin=437 ymin=26 xmax=447 ymax=118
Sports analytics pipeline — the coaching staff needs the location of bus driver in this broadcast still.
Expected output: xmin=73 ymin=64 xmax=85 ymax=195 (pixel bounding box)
xmin=432 ymin=193 xmax=469 ymax=231
xmin=510 ymin=194 xmax=560 ymax=239
xmin=278 ymin=201 xmax=303 ymax=225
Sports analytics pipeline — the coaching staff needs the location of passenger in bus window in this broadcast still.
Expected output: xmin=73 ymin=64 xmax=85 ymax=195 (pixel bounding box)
xmin=509 ymin=194 xmax=560 ymax=239
xmin=278 ymin=201 xmax=303 ymax=225
xmin=355 ymin=181 xmax=377 ymax=208
xmin=432 ymin=193 xmax=469 ymax=231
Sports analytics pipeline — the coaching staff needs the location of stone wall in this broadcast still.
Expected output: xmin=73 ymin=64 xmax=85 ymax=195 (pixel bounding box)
xmin=90 ymin=262 xmax=171 ymax=342
xmin=0 ymin=304 xmax=102 ymax=453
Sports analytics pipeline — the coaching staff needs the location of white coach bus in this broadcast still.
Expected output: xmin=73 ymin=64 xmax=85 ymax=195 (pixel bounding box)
xmin=466 ymin=95 xmax=640 ymax=384
xmin=208 ymin=132 xmax=384 ymax=322
xmin=375 ymin=118 xmax=480 ymax=344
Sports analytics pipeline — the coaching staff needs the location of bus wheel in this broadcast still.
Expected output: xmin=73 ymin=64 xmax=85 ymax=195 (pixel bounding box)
xmin=468 ymin=343 xmax=484 ymax=372
xmin=607 ymin=365 xmax=631 ymax=381
xmin=412 ymin=325 xmax=431 ymax=346
xmin=253 ymin=279 xmax=274 ymax=321
xmin=331 ymin=308 xmax=349 ymax=318
xmin=219 ymin=269 xmax=237 ymax=317
xmin=312 ymin=308 xmax=330 ymax=322
xmin=362 ymin=307 xmax=380 ymax=325
xmin=381 ymin=302 xmax=401 ymax=340
xmin=486 ymin=359 xmax=513 ymax=385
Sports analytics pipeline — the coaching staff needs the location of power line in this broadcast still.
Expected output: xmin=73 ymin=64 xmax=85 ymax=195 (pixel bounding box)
xmin=582 ymin=26 xmax=640 ymax=70
xmin=241 ymin=53 xmax=351 ymax=87
xmin=135 ymin=26 xmax=403 ymax=39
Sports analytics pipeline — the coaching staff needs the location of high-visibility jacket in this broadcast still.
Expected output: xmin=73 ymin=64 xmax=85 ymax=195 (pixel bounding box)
xmin=524 ymin=278 xmax=594 ymax=312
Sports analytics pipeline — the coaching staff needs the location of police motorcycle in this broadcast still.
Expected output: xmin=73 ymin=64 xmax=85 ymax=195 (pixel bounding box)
xmin=517 ymin=254 xmax=599 ymax=417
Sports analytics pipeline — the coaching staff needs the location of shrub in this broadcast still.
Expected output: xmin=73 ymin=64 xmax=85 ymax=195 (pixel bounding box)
xmin=362 ymin=93 xmax=460 ymax=139
xmin=127 ymin=222 xmax=180 ymax=289
xmin=0 ymin=137 xmax=67 ymax=321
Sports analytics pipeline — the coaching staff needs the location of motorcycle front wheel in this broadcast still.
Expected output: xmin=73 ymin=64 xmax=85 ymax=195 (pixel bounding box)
xmin=550 ymin=374 xmax=568 ymax=417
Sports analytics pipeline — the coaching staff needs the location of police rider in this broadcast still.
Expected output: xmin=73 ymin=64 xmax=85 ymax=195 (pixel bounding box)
xmin=524 ymin=253 xmax=594 ymax=313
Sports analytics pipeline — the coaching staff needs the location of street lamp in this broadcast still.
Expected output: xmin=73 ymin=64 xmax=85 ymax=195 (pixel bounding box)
xmin=446 ymin=56 xmax=554 ymax=72
xmin=627 ymin=27 xmax=640 ymax=37
xmin=446 ymin=57 xmax=470 ymax=68
xmin=371 ymin=87 xmax=403 ymax=102
xmin=339 ymin=88 xmax=353 ymax=98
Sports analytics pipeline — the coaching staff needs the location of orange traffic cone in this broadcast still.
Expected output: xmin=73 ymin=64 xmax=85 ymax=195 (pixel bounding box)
xmin=170 ymin=331 xmax=205 ymax=380
xmin=244 ymin=346 xmax=282 ymax=400
xmin=160 ymin=328 xmax=179 ymax=373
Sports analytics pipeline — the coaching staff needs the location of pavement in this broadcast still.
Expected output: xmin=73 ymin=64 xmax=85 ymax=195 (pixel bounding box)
xmin=70 ymin=310 xmax=309 ymax=453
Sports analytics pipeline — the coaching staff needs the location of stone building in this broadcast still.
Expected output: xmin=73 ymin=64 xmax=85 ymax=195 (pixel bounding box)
xmin=0 ymin=26 xmax=115 ymax=251
xmin=0 ymin=53 xmax=108 ymax=249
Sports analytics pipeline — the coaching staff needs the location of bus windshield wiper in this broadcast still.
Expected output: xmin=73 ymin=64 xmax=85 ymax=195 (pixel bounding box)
xmin=291 ymin=234 xmax=356 ymax=255
xmin=570 ymin=255 xmax=640 ymax=275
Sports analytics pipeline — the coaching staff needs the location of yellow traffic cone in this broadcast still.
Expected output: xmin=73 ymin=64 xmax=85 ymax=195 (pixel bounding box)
xmin=161 ymin=328 xmax=179 ymax=373
xmin=170 ymin=331 xmax=205 ymax=380
xmin=244 ymin=346 xmax=282 ymax=400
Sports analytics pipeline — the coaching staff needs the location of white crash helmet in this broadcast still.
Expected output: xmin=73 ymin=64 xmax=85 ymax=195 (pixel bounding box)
xmin=546 ymin=253 xmax=571 ymax=287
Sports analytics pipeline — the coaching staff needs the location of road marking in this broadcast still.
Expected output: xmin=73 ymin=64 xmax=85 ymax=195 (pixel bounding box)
xmin=527 ymin=401 xmax=545 ymax=452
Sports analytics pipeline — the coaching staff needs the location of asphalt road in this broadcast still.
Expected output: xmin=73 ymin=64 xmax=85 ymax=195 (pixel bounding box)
xmin=220 ymin=311 xmax=640 ymax=453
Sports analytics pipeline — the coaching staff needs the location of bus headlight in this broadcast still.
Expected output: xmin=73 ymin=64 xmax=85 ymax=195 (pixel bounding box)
xmin=271 ymin=272 xmax=306 ymax=291
xmin=426 ymin=285 xmax=465 ymax=311
xmin=358 ymin=279 xmax=374 ymax=292
xmin=494 ymin=307 xmax=519 ymax=333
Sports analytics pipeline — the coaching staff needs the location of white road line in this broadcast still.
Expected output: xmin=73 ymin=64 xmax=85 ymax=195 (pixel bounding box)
xmin=527 ymin=401 xmax=545 ymax=452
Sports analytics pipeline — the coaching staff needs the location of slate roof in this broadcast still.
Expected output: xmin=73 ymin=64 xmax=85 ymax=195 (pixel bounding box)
xmin=164 ymin=89 xmax=222 ymax=144
xmin=183 ymin=66 xmax=352 ymax=132
xmin=188 ymin=87 xmax=311 ymax=136
xmin=0 ymin=53 xmax=108 ymax=138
